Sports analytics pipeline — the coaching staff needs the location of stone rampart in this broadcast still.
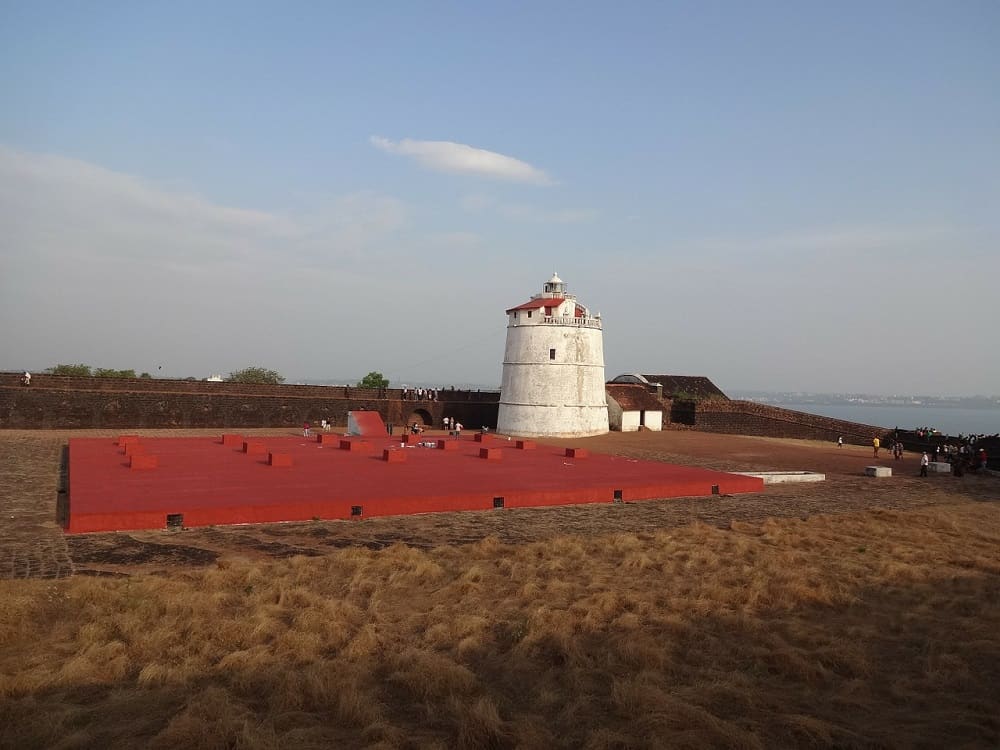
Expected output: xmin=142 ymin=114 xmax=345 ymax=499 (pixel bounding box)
xmin=0 ymin=375 xmax=499 ymax=430
xmin=689 ymin=400 xmax=890 ymax=444
xmin=1 ymin=373 xmax=893 ymax=443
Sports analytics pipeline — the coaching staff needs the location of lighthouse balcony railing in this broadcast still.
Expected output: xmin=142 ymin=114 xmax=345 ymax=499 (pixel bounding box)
xmin=542 ymin=315 xmax=602 ymax=329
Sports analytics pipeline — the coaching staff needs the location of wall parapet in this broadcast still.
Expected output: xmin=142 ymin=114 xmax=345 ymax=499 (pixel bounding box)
xmin=0 ymin=377 xmax=500 ymax=430
xmin=690 ymin=399 xmax=890 ymax=444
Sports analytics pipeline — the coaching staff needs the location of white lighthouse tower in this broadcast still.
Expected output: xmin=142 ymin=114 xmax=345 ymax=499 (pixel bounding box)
xmin=497 ymin=273 xmax=609 ymax=438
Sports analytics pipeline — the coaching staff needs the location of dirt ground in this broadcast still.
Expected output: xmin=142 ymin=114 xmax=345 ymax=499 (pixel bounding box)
xmin=2 ymin=427 xmax=998 ymax=579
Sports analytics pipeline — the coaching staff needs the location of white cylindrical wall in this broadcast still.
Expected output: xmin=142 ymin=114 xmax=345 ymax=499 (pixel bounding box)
xmin=497 ymin=321 xmax=609 ymax=437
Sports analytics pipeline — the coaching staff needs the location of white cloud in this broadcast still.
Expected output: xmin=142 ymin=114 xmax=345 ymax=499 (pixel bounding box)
xmin=0 ymin=147 xmax=419 ymax=376
xmin=0 ymin=147 xmax=407 ymax=270
xmin=370 ymin=136 xmax=552 ymax=185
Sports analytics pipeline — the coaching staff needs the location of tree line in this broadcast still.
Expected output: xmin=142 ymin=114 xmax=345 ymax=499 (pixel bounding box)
xmin=42 ymin=365 xmax=391 ymax=388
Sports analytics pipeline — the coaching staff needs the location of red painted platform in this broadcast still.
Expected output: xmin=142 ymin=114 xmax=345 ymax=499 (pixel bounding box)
xmin=65 ymin=436 xmax=764 ymax=533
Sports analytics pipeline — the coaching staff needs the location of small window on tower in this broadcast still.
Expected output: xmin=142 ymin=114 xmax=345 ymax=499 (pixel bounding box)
xmin=549 ymin=348 xmax=556 ymax=360
xmin=527 ymin=311 xmax=532 ymax=318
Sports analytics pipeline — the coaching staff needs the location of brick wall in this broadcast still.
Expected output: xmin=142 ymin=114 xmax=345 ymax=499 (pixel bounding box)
xmin=1 ymin=373 xmax=891 ymax=442
xmin=689 ymin=400 xmax=890 ymax=444
xmin=0 ymin=376 xmax=499 ymax=430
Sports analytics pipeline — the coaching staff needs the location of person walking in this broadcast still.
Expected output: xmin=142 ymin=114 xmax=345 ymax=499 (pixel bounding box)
xmin=837 ymin=436 xmax=843 ymax=448
xmin=873 ymin=436 xmax=880 ymax=458
xmin=920 ymin=452 xmax=929 ymax=477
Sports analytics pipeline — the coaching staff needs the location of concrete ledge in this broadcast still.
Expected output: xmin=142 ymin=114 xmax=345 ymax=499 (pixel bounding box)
xmin=738 ymin=471 xmax=826 ymax=484
xmin=340 ymin=439 xmax=372 ymax=453
xmin=928 ymin=462 xmax=952 ymax=474
xmin=865 ymin=466 xmax=892 ymax=477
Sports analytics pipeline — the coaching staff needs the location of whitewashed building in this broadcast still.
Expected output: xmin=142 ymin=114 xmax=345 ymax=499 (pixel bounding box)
xmin=497 ymin=274 xmax=609 ymax=437
xmin=606 ymin=384 xmax=664 ymax=432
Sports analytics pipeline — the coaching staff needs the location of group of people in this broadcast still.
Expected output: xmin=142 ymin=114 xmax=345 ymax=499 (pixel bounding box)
xmin=842 ymin=432 xmax=992 ymax=476
xmin=865 ymin=435 xmax=906 ymax=459
xmin=302 ymin=419 xmax=334 ymax=437
xmin=918 ymin=448 xmax=989 ymax=477
xmin=401 ymin=387 xmax=442 ymax=401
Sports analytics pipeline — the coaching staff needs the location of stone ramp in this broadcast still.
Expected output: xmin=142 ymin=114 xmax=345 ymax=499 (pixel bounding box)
xmin=347 ymin=410 xmax=387 ymax=437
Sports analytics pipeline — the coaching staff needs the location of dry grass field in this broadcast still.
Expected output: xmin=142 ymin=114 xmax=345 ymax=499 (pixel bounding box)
xmin=1 ymin=428 xmax=999 ymax=748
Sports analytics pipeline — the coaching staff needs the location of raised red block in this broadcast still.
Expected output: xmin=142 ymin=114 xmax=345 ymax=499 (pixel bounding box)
xmin=383 ymin=449 xmax=406 ymax=463
xmin=437 ymin=439 xmax=459 ymax=450
xmin=117 ymin=435 xmax=140 ymax=446
xmin=473 ymin=433 xmax=493 ymax=444
xmin=222 ymin=434 xmax=243 ymax=446
xmin=318 ymin=433 xmax=340 ymax=445
xmin=243 ymin=441 xmax=267 ymax=455
xmin=479 ymin=447 xmax=502 ymax=461
xmin=124 ymin=443 xmax=146 ymax=456
xmin=340 ymin=439 xmax=372 ymax=453
xmin=268 ymin=452 xmax=293 ymax=467
xmin=129 ymin=454 xmax=158 ymax=470
xmin=516 ymin=440 xmax=536 ymax=450
xmin=565 ymin=448 xmax=589 ymax=459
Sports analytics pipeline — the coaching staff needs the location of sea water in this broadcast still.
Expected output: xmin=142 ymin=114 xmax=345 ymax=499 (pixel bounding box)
xmin=782 ymin=404 xmax=1000 ymax=436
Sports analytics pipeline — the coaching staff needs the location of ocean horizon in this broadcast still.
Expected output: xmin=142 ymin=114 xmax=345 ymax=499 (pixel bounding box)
xmin=780 ymin=403 xmax=1000 ymax=437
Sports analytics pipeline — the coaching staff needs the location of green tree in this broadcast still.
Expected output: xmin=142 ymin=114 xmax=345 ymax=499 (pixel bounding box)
xmin=357 ymin=371 xmax=389 ymax=389
xmin=139 ymin=372 xmax=152 ymax=379
xmin=94 ymin=368 xmax=137 ymax=378
xmin=48 ymin=364 xmax=92 ymax=377
xmin=227 ymin=367 xmax=285 ymax=385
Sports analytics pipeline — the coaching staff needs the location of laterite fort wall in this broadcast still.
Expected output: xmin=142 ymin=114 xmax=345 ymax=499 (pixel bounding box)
xmin=0 ymin=374 xmax=499 ymax=430
xmin=687 ymin=400 xmax=889 ymax=444
xmin=1 ymin=374 xmax=892 ymax=443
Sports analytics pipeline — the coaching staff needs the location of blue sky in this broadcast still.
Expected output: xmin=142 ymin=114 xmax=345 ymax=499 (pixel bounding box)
xmin=2 ymin=1 xmax=998 ymax=394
